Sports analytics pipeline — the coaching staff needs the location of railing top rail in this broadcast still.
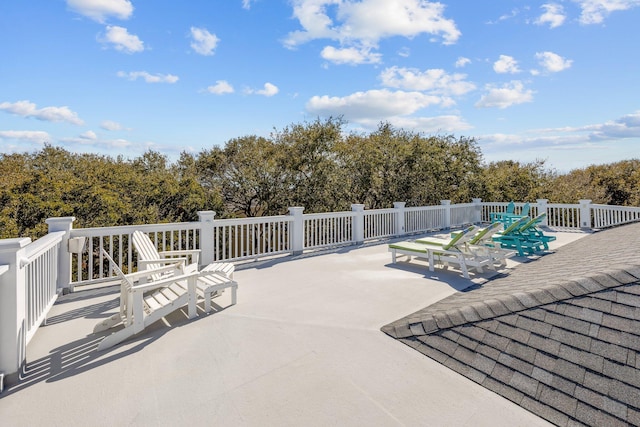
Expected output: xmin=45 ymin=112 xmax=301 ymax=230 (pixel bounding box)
xmin=591 ymin=204 xmax=640 ymax=211
xmin=71 ymin=221 xmax=199 ymax=237
xmin=405 ymin=205 xmax=446 ymax=212
xmin=21 ymin=231 xmax=65 ymax=267
xmin=363 ymin=208 xmax=397 ymax=215
xmin=214 ymin=215 xmax=292 ymax=226
xmin=546 ymin=203 xmax=580 ymax=208
xmin=304 ymin=211 xmax=355 ymax=219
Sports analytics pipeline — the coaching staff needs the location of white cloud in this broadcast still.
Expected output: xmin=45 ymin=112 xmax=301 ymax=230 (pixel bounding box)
xmin=573 ymin=0 xmax=640 ymax=24
xmin=206 ymin=80 xmax=235 ymax=95
xmin=0 ymin=130 xmax=51 ymax=143
xmin=535 ymin=4 xmax=566 ymax=28
xmin=100 ymin=25 xmax=144 ymax=53
xmin=306 ymin=89 xmax=442 ymax=120
xmin=475 ymin=81 xmax=534 ymax=109
xmin=536 ymin=51 xmax=573 ymax=72
xmin=493 ymin=55 xmax=521 ymax=74
xmin=242 ymin=0 xmax=254 ymax=9
xmin=190 ymin=27 xmax=220 ymax=56
xmin=67 ymin=0 xmax=133 ymax=23
xmin=284 ymin=0 xmax=460 ymax=62
xmin=79 ymin=130 xmax=97 ymax=140
xmin=117 ymin=71 xmax=179 ymax=83
xmin=320 ymin=46 xmax=382 ymax=65
xmin=588 ymin=110 xmax=640 ymax=139
xmin=0 ymin=100 xmax=84 ymax=125
xmin=246 ymin=82 xmax=279 ymax=96
xmin=362 ymin=115 xmax=473 ymax=133
xmin=379 ymin=66 xmax=476 ymax=96
xmin=101 ymin=120 xmax=123 ymax=131
xmin=455 ymin=57 xmax=471 ymax=68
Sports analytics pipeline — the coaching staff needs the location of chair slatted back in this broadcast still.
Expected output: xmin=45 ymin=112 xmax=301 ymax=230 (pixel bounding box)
xmin=132 ymin=230 xmax=165 ymax=281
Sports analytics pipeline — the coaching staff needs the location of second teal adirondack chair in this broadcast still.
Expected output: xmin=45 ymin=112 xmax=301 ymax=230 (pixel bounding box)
xmin=492 ymin=216 xmax=545 ymax=256
xmin=502 ymin=202 xmax=531 ymax=226
xmin=489 ymin=201 xmax=515 ymax=222
xmin=518 ymin=213 xmax=556 ymax=250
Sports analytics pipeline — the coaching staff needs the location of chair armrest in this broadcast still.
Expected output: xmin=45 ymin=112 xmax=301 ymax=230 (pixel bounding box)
xmin=139 ymin=258 xmax=187 ymax=268
xmin=159 ymin=250 xmax=201 ymax=264
xmin=131 ymin=271 xmax=199 ymax=292
xmin=125 ymin=262 xmax=184 ymax=281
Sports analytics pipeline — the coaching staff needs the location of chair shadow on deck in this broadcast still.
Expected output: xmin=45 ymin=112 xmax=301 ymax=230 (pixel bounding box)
xmin=3 ymin=289 xmax=231 ymax=398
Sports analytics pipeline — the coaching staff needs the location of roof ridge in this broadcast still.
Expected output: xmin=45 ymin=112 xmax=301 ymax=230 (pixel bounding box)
xmin=381 ymin=264 xmax=640 ymax=339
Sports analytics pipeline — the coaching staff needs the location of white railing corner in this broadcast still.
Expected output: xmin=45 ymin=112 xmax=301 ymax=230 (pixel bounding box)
xmin=393 ymin=202 xmax=406 ymax=236
xmin=45 ymin=216 xmax=75 ymax=291
xmin=351 ymin=204 xmax=365 ymax=244
xmin=288 ymin=207 xmax=305 ymax=255
xmin=0 ymin=237 xmax=31 ymax=384
xmin=197 ymin=211 xmax=216 ymax=266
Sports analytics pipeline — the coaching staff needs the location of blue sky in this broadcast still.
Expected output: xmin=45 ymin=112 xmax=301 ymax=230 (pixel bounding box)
xmin=1 ymin=0 xmax=639 ymax=172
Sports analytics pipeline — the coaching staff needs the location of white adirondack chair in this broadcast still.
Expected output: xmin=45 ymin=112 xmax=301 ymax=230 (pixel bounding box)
xmin=93 ymin=250 xmax=199 ymax=351
xmin=131 ymin=230 xmax=237 ymax=313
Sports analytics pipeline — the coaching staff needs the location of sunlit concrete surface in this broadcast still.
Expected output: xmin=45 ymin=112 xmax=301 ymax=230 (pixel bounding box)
xmin=0 ymin=230 xmax=586 ymax=426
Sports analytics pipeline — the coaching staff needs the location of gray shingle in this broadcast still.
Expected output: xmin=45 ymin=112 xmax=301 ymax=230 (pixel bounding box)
xmin=509 ymin=371 xmax=539 ymax=397
xmin=521 ymin=396 xmax=571 ymax=427
xmin=538 ymin=384 xmax=578 ymax=418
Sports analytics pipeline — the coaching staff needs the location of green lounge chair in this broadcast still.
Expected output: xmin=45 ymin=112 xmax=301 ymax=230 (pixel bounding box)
xmin=388 ymin=226 xmax=492 ymax=279
xmin=422 ymin=222 xmax=515 ymax=268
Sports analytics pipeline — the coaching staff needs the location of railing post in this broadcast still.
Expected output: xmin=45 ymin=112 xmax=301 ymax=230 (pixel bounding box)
xmin=0 ymin=237 xmax=31 ymax=387
xmin=536 ymin=199 xmax=549 ymax=226
xmin=441 ymin=200 xmax=451 ymax=229
xmin=393 ymin=202 xmax=406 ymax=237
xmin=288 ymin=207 xmax=305 ymax=255
xmin=472 ymin=198 xmax=482 ymax=224
xmin=579 ymin=199 xmax=592 ymax=230
xmin=197 ymin=211 xmax=216 ymax=265
xmin=351 ymin=204 xmax=365 ymax=244
xmin=45 ymin=217 xmax=75 ymax=292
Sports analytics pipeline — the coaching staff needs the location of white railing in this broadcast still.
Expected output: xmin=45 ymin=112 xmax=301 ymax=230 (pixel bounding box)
xmin=213 ymin=215 xmax=293 ymax=261
xmin=3 ymin=197 xmax=640 ymax=383
xmin=363 ymin=208 xmax=397 ymax=240
xmin=20 ymin=231 xmax=64 ymax=345
xmin=404 ymin=205 xmax=447 ymax=233
xmin=591 ymin=204 xmax=640 ymax=229
xmin=304 ymin=211 xmax=354 ymax=249
xmin=70 ymin=221 xmax=200 ymax=286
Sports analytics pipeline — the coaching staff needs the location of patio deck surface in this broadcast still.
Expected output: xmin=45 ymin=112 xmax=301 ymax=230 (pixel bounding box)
xmin=0 ymin=230 xmax=587 ymax=426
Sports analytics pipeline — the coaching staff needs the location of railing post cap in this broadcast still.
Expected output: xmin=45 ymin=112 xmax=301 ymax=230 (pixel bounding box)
xmin=579 ymin=199 xmax=592 ymax=204
xmin=197 ymin=211 xmax=216 ymax=220
xmin=393 ymin=202 xmax=406 ymax=209
xmin=288 ymin=207 xmax=305 ymax=215
xmin=472 ymin=198 xmax=482 ymax=203
xmin=440 ymin=200 xmax=451 ymax=205
xmin=45 ymin=217 xmax=75 ymax=231
xmin=351 ymin=204 xmax=365 ymax=211
xmin=0 ymin=237 xmax=32 ymax=251
xmin=536 ymin=199 xmax=548 ymax=203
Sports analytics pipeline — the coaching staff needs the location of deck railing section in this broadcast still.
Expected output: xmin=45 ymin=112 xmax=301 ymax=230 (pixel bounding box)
xmin=404 ymin=206 xmax=447 ymax=233
xmin=303 ymin=211 xmax=354 ymax=249
xmin=69 ymin=221 xmax=200 ymax=287
xmin=212 ymin=215 xmax=292 ymax=261
xmin=21 ymin=231 xmax=64 ymax=345
xmin=363 ymin=208 xmax=397 ymax=241
xmin=591 ymin=204 xmax=640 ymax=229
xmin=3 ymin=198 xmax=640 ymax=384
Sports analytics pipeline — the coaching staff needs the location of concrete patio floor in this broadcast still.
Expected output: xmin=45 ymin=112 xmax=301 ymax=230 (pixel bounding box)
xmin=0 ymin=230 xmax=587 ymax=426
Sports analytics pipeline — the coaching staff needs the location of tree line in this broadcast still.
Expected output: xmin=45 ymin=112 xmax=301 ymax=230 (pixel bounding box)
xmin=1 ymin=117 xmax=638 ymax=239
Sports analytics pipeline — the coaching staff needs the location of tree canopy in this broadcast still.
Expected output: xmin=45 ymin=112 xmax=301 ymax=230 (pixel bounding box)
xmin=1 ymin=118 xmax=638 ymax=239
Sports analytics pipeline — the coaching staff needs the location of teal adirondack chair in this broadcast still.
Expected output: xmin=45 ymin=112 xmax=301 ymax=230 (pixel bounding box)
xmin=518 ymin=213 xmax=556 ymax=250
xmin=501 ymin=202 xmax=531 ymax=226
xmin=492 ymin=216 xmax=545 ymax=256
xmin=489 ymin=201 xmax=515 ymax=222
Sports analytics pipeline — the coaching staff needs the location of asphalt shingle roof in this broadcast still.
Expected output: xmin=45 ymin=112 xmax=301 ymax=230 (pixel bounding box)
xmin=382 ymin=222 xmax=640 ymax=427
